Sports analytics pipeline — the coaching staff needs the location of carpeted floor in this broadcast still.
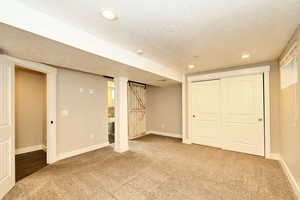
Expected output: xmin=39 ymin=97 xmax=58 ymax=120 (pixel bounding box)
xmin=4 ymin=134 xmax=296 ymax=200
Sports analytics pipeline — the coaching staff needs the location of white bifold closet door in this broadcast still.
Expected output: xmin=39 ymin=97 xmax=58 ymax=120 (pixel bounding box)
xmin=191 ymin=74 xmax=265 ymax=156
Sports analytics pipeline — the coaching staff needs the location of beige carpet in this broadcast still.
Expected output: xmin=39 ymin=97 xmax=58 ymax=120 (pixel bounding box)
xmin=4 ymin=135 xmax=296 ymax=200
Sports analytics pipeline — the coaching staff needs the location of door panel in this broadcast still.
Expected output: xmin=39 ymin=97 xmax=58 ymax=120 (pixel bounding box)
xmin=128 ymin=84 xmax=146 ymax=139
xmin=190 ymin=80 xmax=221 ymax=148
xmin=221 ymin=74 xmax=264 ymax=156
xmin=0 ymin=56 xmax=15 ymax=199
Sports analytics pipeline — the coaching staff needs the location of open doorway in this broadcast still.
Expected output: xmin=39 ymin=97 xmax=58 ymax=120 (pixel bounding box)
xmin=15 ymin=66 xmax=47 ymax=181
xmin=107 ymin=80 xmax=115 ymax=144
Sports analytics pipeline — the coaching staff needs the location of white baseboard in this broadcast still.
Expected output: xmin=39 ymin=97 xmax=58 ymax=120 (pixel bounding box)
xmin=270 ymin=154 xmax=300 ymax=199
xmin=42 ymin=144 xmax=47 ymax=152
xmin=182 ymin=138 xmax=192 ymax=144
xmin=57 ymin=142 xmax=109 ymax=161
xmin=268 ymin=153 xmax=281 ymax=160
xmin=15 ymin=144 xmax=43 ymax=155
xmin=146 ymin=131 xmax=182 ymax=139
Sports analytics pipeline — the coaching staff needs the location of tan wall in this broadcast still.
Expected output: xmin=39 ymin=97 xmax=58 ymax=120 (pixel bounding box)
xmin=56 ymin=69 xmax=108 ymax=154
xmin=15 ymin=68 xmax=46 ymax=149
xmin=279 ymin=26 xmax=300 ymax=186
xmin=146 ymin=84 xmax=182 ymax=136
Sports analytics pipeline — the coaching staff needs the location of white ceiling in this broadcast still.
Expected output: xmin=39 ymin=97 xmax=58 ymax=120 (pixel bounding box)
xmin=0 ymin=23 xmax=178 ymax=86
xmin=18 ymin=0 xmax=300 ymax=73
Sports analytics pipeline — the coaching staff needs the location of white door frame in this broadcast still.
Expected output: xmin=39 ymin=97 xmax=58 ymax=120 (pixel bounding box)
xmin=184 ymin=65 xmax=271 ymax=158
xmin=5 ymin=55 xmax=57 ymax=164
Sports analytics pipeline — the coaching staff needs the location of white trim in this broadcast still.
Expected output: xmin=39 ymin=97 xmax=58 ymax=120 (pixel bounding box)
xmin=146 ymin=131 xmax=182 ymax=139
xmin=187 ymin=78 xmax=193 ymax=144
xmin=57 ymin=142 xmax=109 ymax=161
xmin=6 ymin=55 xmax=58 ymax=164
xmin=186 ymin=65 xmax=271 ymax=158
xmin=15 ymin=145 xmax=43 ymax=155
xmin=6 ymin=56 xmax=57 ymax=74
xmin=270 ymin=154 xmax=300 ymax=199
xmin=268 ymin=153 xmax=282 ymax=161
xmin=182 ymin=75 xmax=191 ymax=144
xmin=264 ymin=72 xmax=271 ymax=159
xmin=280 ymin=42 xmax=298 ymax=66
xmin=42 ymin=144 xmax=47 ymax=152
xmin=46 ymin=70 xmax=57 ymax=164
xmin=187 ymin=66 xmax=270 ymax=82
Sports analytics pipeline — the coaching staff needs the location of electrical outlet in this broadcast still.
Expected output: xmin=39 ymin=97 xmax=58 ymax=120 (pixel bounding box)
xmin=161 ymin=124 xmax=165 ymax=129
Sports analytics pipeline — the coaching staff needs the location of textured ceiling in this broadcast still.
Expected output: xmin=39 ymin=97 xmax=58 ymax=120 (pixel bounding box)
xmin=0 ymin=23 xmax=178 ymax=86
xmin=18 ymin=0 xmax=300 ymax=73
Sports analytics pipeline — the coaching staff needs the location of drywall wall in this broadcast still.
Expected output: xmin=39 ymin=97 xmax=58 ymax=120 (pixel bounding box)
xmin=15 ymin=67 xmax=46 ymax=149
xmin=146 ymin=84 xmax=182 ymax=137
xmin=56 ymin=69 xmax=108 ymax=154
xmin=279 ymin=26 xmax=300 ymax=188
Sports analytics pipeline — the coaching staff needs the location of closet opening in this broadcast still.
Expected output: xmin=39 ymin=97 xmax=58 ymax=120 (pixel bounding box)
xmin=15 ymin=66 xmax=47 ymax=181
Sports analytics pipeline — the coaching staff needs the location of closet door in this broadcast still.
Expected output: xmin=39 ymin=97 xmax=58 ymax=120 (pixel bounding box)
xmin=190 ymin=80 xmax=221 ymax=148
xmin=0 ymin=56 xmax=15 ymax=199
xmin=221 ymin=74 xmax=264 ymax=156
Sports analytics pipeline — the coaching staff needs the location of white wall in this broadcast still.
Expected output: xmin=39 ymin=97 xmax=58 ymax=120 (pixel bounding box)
xmin=56 ymin=69 xmax=108 ymax=155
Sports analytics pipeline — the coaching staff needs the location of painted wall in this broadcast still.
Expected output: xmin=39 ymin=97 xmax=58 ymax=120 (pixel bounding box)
xmin=279 ymin=26 xmax=300 ymax=187
xmin=56 ymin=69 xmax=108 ymax=154
xmin=15 ymin=67 xmax=46 ymax=149
xmin=146 ymin=84 xmax=182 ymax=137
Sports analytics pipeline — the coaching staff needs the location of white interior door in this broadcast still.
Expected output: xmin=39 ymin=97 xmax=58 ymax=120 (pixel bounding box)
xmin=221 ymin=74 xmax=264 ymax=156
xmin=0 ymin=56 xmax=15 ymax=199
xmin=190 ymin=80 xmax=221 ymax=148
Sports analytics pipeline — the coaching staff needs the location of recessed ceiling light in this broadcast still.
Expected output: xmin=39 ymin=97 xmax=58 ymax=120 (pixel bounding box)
xmin=188 ymin=65 xmax=195 ymax=69
xmin=241 ymin=54 xmax=250 ymax=59
xmin=101 ymin=10 xmax=117 ymax=21
xmin=136 ymin=49 xmax=144 ymax=55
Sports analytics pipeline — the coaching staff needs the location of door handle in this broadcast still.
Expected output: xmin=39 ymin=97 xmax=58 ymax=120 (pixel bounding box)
xmin=192 ymin=115 xmax=196 ymax=118
xmin=258 ymin=118 xmax=263 ymax=121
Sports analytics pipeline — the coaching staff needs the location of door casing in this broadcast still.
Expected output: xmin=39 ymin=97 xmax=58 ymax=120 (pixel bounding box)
xmin=6 ymin=55 xmax=57 ymax=164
